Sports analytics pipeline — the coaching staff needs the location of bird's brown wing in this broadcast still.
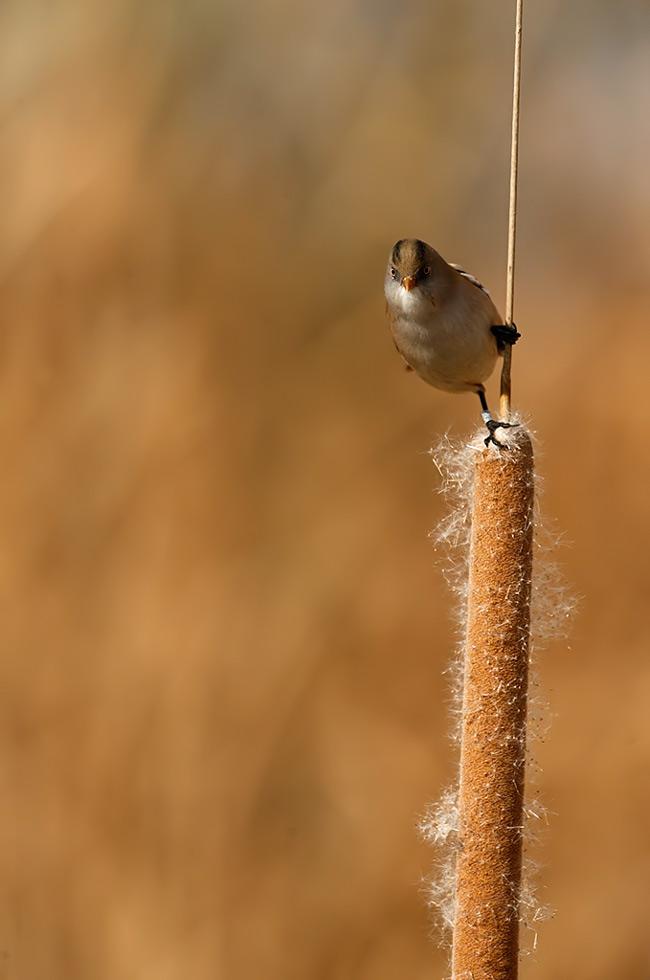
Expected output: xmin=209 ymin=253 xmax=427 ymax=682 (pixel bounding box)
xmin=450 ymin=264 xmax=506 ymax=354
xmin=449 ymin=263 xmax=492 ymax=297
xmin=385 ymin=302 xmax=414 ymax=371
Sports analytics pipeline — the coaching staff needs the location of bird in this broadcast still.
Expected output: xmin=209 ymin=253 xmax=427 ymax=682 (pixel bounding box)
xmin=384 ymin=238 xmax=520 ymax=446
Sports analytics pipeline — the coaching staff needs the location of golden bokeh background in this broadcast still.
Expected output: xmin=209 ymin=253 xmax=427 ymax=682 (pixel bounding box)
xmin=1 ymin=2 xmax=649 ymax=977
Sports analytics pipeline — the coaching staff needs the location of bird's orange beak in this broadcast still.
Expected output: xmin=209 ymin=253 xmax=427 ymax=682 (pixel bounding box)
xmin=402 ymin=275 xmax=416 ymax=292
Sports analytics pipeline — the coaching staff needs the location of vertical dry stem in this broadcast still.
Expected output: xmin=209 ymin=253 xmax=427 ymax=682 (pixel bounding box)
xmin=451 ymin=431 xmax=534 ymax=979
xmin=500 ymin=0 xmax=524 ymax=422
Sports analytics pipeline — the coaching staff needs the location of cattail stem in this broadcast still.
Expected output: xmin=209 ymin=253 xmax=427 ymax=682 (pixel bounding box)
xmin=451 ymin=430 xmax=534 ymax=979
xmin=501 ymin=0 xmax=524 ymax=423
xmin=499 ymin=346 xmax=514 ymax=424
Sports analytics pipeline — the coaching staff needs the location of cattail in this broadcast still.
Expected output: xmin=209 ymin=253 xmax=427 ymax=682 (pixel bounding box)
xmin=451 ymin=428 xmax=534 ymax=979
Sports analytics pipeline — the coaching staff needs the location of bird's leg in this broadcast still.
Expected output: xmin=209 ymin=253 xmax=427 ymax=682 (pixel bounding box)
xmin=477 ymin=388 xmax=516 ymax=449
xmin=491 ymin=322 xmax=521 ymax=353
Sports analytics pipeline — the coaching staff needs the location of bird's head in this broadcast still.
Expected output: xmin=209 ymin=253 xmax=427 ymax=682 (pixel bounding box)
xmin=385 ymin=239 xmax=440 ymax=299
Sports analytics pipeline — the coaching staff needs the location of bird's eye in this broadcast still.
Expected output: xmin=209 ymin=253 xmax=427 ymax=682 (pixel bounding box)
xmin=391 ymin=267 xmax=400 ymax=281
xmin=422 ymin=266 xmax=431 ymax=277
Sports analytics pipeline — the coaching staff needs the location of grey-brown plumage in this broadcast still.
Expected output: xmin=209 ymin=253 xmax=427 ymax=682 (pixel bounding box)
xmin=385 ymin=238 xmax=504 ymax=399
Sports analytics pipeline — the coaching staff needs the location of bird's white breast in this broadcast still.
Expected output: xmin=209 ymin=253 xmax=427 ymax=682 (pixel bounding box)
xmin=386 ymin=281 xmax=498 ymax=393
xmin=390 ymin=284 xmax=429 ymax=318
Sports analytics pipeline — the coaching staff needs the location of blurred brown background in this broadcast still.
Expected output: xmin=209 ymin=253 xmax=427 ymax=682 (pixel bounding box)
xmin=1 ymin=1 xmax=649 ymax=977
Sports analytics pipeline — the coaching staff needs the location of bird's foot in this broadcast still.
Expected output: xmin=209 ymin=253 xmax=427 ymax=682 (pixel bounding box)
xmin=482 ymin=414 xmax=518 ymax=449
xmin=492 ymin=323 xmax=521 ymax=352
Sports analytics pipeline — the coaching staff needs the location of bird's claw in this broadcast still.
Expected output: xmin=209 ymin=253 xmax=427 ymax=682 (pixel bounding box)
xmin=491 ymin=323 xmax=521 ymax=351
xmin=484 ymin=418 xmax=518 ymax=449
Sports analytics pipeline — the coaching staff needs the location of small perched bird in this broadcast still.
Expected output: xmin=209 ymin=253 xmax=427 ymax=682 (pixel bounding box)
xmin=384 ymin=238 xmax=520 ymax=445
